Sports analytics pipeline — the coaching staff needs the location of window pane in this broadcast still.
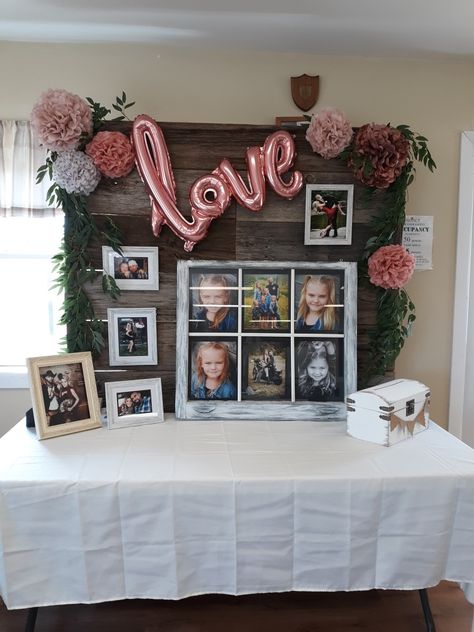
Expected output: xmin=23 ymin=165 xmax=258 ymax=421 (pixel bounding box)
xmin=0 ymin=216 xmax=65 ymax=367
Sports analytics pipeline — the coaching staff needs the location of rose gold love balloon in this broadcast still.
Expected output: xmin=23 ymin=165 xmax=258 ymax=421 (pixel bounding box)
xmin=132 ymin=114 xmax=303 ymax=252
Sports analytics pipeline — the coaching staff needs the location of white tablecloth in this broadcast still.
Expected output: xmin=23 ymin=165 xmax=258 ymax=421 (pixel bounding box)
xmin=0 ymin=417 xmax=473 ymax=610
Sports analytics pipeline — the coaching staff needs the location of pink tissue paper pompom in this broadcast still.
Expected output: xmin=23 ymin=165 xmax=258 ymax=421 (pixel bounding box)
xmin=30 ymin=89 xmax=92 ymax=152
xmin=85 ymin=131 xmax=135 ymax=179
xmin=349 ymin=123 xmax=410 ymax=189
xmin=305 ymin=107 xmax=353 ymax=160
xmin=368 ymin=244 xmax=416 ymax=290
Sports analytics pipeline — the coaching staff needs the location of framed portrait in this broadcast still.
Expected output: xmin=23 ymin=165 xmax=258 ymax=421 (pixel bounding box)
xmin=105 ymin=378 xmax=164 ymax=429
xmin=107 ymin=307 xmax=157 ymax=366
xmin=304 ymin=184 xmax=354 ymax=246
xmin=102 ymin=246 xmax=159 ymax=291
xmin=176 ymin=260 xmax=357 ymax=421
xmin=27 ymin=351 xmax=101 ymax=440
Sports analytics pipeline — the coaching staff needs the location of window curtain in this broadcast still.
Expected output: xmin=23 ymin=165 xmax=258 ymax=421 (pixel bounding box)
xmin=0 ymin=120 xmax=58 ymax=217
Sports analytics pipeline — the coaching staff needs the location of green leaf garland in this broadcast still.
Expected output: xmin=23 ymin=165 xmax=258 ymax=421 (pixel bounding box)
xmin=356 ymin=124 xmax=436 ymax=384
xmin=37 ymin=94 xmax=136 ymax=356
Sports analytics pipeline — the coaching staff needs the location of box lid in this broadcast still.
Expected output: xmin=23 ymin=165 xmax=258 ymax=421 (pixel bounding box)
xmin=347 ymin=378 xmax=430 ymax=414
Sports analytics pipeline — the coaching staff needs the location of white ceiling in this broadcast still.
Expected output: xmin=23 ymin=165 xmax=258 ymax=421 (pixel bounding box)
xmin=0 ymin=0 xmax=473 ymax=58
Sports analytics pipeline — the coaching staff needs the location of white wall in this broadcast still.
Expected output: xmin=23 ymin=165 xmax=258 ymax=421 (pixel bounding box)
xmin=1 ymin=42 xmax=473 ymax=431
xmin=0 ymin=389 xmax=31 ymax=437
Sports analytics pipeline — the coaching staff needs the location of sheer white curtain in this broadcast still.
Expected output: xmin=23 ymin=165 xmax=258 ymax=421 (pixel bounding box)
xmin=0 ymin=120 xmax=56 ymax=217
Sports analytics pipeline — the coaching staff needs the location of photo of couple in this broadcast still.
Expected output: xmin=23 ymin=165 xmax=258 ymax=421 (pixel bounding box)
xmin=305 ymin=184 xmax=354 ymax=246
xmin=242 ymin=339 xmax=290 ymax=400
xmin=114 ymin=257 xmax=148 ymax=280
xmin=116 ymin=389 xmax=152 ymax=416
xmin=40 ymin=363 xmax=90 ymax=426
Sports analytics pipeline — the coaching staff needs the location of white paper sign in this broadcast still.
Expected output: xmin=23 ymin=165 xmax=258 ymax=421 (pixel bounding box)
xmin=403 ymin=215 xmax=433 ymax=270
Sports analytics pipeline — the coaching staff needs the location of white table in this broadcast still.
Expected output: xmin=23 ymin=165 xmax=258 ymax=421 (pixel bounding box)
xmin=0 ymin=416 xmax=473 ymax=629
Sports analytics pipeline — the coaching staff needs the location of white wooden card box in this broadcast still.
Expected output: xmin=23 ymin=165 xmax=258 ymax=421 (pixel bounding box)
xmin=346 ymin=379 xmax=430 ymax=446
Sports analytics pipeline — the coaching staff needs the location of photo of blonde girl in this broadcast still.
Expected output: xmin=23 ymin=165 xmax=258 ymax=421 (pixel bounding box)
xmin=295 ymin=273 xmax=342 ymax=333
xmin=190 ymin=273 xmax=237 ymax=332
xmin=190 ymin=341 xmax=237 ymax=400
xmin=296 ymin=340 xmax=341 ymax=401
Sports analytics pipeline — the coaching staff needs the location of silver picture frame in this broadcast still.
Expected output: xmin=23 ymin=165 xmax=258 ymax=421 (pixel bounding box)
xmin=105 ymin=378 xmax=164 ymax=429
xmin=107 ymin=307 xmax=158 ymax=366
xmin=102 ymin=246 xmax=159 ymax=291
xmin=304 ymin=184 xmax=354 ymax=246
xmin=176 ymin=260 xmax=357 ymax=421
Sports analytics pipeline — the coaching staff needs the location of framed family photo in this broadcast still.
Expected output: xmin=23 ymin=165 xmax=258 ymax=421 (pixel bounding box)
xmin=176 ymin=260 xmax=357 ymax=421
xmin=304 ymin=184 xmax=354 ymax=246
xmin=242 ymin=270 xmax=290 ymax=332
xmin=27 ymin=351 xmax=101 ymax=440
xmin=105 ymin=378 xmax=164 ymax=429
xmin=107 ymin=307 xmax=158 ymax=366
xmin=102 ymin=246 xmax=159 ymax=291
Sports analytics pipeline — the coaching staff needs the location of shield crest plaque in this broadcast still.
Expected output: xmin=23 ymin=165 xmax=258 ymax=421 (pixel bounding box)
xmin=291 ymin=74 xmax=319 ymax=112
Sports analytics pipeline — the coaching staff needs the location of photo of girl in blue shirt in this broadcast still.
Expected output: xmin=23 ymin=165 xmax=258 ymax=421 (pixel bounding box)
xmin=191 ymin=274 xmax=237 ymax=332
xmin=295 ymin=275 xmax=339 ymax=332
xmin=190 ymin=341 xmax=237 ymax=400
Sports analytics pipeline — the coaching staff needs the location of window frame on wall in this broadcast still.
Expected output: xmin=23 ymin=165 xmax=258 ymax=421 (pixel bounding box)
xmin=175 ymin=259 xmax=357 ymax=421
xmin=0 ymin=216 xmax=65 ymax=388
xmin=0 ymin=120 xmax=63 ymax=388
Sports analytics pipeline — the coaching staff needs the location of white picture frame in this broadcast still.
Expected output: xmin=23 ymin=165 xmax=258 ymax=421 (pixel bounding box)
xmin=107 ymin=307 xmax=158 ymax=366
xmin=102 ymin=246 xmax=159 ymax=291
xmin=105 ymin=378 xmax=164 ymax=429
xmin=175 ymin=260 xmax=357 ymax=421
xmin=304 ymin=184 xmax=354 ymax=246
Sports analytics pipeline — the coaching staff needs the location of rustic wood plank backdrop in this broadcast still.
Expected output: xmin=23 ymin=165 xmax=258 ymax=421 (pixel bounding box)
xmin=84 ymin=122 xmax=383 ymax=411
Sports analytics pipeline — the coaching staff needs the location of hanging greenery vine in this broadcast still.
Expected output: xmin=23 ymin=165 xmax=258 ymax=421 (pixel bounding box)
xmin=305 ymin=110 xmax=436 ymax=383
xmin=357 ymin=127 xmax=436 ymax=382
xmin=33 ymin=91 xmax=136 ymax=356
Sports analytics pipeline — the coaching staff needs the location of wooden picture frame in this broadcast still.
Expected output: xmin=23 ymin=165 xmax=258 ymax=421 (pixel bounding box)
xmin=275 ymin=116 xmax=309 ymax=128
xmin=176 ymin=260 xmax=357 ymax=421
xmin=304 ymin=184 xmax=354 ymax=246
xmin=105 ymin=378 xmax=164 ymax=429
xmin=107 ymin=307 xmax=158 ymax=366
xmin=102 ymin=246 xmax=159 ymax=291
xmin=27 ymin=351 xmax=101 ymax=440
